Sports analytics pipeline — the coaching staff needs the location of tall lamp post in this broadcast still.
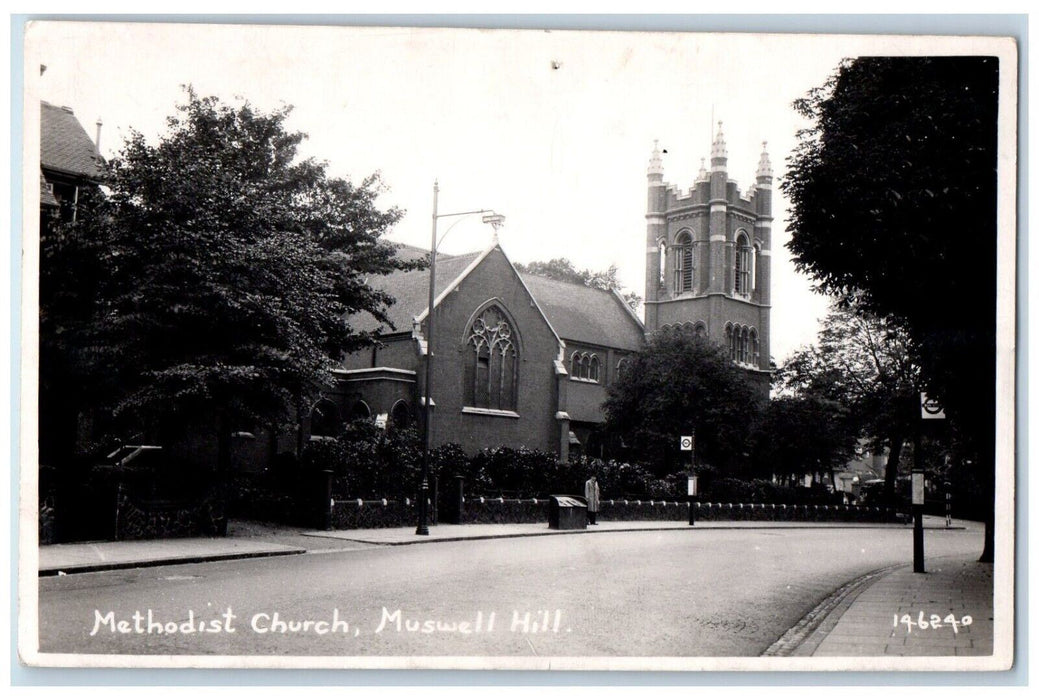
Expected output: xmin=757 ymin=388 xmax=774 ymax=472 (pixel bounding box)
xmin=416 ymin=181 xmax=504 ymax=535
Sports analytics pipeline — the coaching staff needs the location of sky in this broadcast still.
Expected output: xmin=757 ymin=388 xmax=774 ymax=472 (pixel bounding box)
xmin=22 ymin=22 xmax=1003 ymax=363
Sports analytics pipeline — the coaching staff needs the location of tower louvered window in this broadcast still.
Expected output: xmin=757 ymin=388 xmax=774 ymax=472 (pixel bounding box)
xmin=464 ymin=306 xmax=518 ymax=411
xmin=673 ymin=231 xmax=694 ymax=294
xmin=735 ymin=233 xmax=751 ymax=296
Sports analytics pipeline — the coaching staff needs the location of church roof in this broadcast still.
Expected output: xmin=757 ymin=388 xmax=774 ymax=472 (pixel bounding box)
xmin=356 ymin=250 xmax=481 ymax=334
xmin=40 ymin=102 xmax=104 ymax=179
xmin=518 ymin=273 xmax=645 ymax=351
xmin=357 ymin=244 xmax=644 ymax=353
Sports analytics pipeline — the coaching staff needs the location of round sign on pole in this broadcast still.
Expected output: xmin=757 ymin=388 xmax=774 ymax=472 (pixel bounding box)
xmin=920 ymin=392 xmax=946 ymax=420
xmin=679 ymin=435 xmax=693 ymax=451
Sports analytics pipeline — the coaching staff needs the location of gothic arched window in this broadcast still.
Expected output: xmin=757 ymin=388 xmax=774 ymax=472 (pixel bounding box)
xmin=349 ymin=400 xmax=371 ymax=422
xmin=390 ymin=400 xmax=412 ymax=430
xmin=752 ymin=242 xmax=761 ymax=292
xmin=749 ymin=329 xmax=759 ymax=367
xmin=589 ymin=354 xmax=601 ymax=383
xmin=464 ymin=305 xmax=518 ymax=411
xmin=673 ymin=231 xmax=694 ymax=294
xmin=310 ymin=399 xmax=341 ymax=438
xmin=734 ymin=232 xmax=752 ymax=296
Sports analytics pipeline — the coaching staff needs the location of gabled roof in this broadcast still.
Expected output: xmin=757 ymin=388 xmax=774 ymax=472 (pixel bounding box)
xmin=359 ymin=241 xmax=644 ymax=354
xmin=40 ymin=102 xmax=104 ymax=180
xmin=519 ymin=273 xmax=645 ymax=352
xmin=391 ymin=242 xmax=431 ymax=264
xmin=356 ymin=250 xmax=482 ymax=334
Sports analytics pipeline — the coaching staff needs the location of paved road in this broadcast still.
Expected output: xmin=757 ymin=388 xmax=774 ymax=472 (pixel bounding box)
xmin=37 ymin=525 xmax=985 ymax=658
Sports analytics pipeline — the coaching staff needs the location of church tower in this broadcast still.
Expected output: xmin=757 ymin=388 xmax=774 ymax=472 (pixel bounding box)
xmin=644 ymin=124 xmax=772 ymax=396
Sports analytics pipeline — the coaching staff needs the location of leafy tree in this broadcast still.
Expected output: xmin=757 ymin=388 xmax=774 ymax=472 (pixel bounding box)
xmin=603 ymin=328 xmax=763 ymax=475
xmin=778 ymin=302 xmax=921 ymax=502
xmin=516 ymin=257 xmax=642 ymax=311
xmin=41 ymin=89 xmax=418 ymax=511
xmin=782 ymin=56 xmax=999 ymax=560
xmin=751 ymin=395 xmax=857 ymax=489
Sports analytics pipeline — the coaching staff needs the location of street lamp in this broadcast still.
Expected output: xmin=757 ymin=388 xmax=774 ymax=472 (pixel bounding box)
xmin=416 ymin=181 xmax=504 ymax=535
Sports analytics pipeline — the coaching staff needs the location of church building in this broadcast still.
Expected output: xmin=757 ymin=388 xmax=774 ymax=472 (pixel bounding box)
xmin=247 ymin=127 xmax=773 ymax=467
xmin=643 ymin=124 xmax=773 ymax=397
xmin=326 ymin=243 xmax=646 ymax=462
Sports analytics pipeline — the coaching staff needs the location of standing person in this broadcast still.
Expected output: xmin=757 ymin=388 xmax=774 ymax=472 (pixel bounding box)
xmin=584 ymin=474 xmax=600 ymax=525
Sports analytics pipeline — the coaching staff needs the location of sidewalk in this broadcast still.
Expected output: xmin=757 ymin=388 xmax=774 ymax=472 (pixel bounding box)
xmin=38 ymin=515 xmax=960 ymax=574
xmin=766 ymin=552 xmax=994 ymax=657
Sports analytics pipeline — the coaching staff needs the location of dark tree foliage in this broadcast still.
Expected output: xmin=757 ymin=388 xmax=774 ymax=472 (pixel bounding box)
xmin=750 ymin=395 xmax=857 ymax=485
xmin=778 ymin=302 xmax=922 ymax=501
xmin=783 ymin=57 xmax=999 ymax=559
xmin=603 ymin=328 xmax=763 ymax=475
xmin=515 ymin=257 xmax=642 ymax=311
xmin=41 ymin=89 xmax=418 ymax=463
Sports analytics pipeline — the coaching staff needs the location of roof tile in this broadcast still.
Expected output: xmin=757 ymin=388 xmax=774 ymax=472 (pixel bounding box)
xmin=40 ymin=102 xmax=104 ymax=179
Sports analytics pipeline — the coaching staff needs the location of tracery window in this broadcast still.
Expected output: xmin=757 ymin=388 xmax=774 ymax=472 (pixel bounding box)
xmin=464 ymin=305 xmax=517 ymax=411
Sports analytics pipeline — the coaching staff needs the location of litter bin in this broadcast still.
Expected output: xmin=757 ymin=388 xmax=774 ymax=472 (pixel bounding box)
xmin=548 ymin=495 xmax=587 ymax=530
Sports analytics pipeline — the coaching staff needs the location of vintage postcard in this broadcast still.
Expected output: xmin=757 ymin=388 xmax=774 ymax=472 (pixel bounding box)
xmin=18 ymin=21 xmax=1017 ymax=673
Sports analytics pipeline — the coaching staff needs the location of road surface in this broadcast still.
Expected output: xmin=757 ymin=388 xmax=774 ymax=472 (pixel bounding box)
xmin=36 ymin=524 xmax=986 ymax=658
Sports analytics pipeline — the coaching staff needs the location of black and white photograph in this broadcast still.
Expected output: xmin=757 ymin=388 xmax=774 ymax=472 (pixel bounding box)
xmin=17 ymin=19 xmax=1017 ymax=673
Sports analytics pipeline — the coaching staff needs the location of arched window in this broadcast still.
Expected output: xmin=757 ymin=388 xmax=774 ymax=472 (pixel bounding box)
xmin=464 ymin=305 xmax=518 ymax=411
xmin=658 ymin=240 xmax=667 ymax=287
xmin=693 ymin=321 xmax=707 ymax=338
xmin=588 ymin=354 xmax=600 ymax=383
xmin=749 ymin=329 xmax=759 ymax=367
xmin=349 ymin=400 xmax=371 ymax=422
xmin=752 ymin=242 xmax=761 ymax=292
xmin=734 ymin=232 xmax=751 ymax=296
xmin=616 ymin=357 xmax=631 ymax=378
xmin=310 ymin=399 xmax=341 ymax=438
xmin=725 ymin=324 xmax=736 ymax=362
xmin=390 ymin=400 xmax=412 ymax=430
xmin=673 ymin=231 xmax=694 ymax=294
xmin=740 ymin=327 xmax=750 ymax=364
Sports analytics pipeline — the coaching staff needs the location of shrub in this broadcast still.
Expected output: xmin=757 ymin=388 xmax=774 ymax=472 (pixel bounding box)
xmin=305 ymin=421 xmax=423 ymax=500
xmin=469 ymin=446 xmax=560 ymax=498
xmin=567 ymin=458 xmax=682 ymax=498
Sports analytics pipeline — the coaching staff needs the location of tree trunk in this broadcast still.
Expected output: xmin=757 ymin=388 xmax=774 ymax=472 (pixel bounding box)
xmin=884 ymin=432 xmax=905 ymax=504
xmin=216 ymin=414 xmax=231 ymax=536
xmin=978 ymin=452 xmax=995 ymax=563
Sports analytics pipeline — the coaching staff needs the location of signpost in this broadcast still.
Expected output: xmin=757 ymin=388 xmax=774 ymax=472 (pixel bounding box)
xmin=681 ymin=434 xmax=696 ymax=525
xmin=914 ymin=392 xmax=945 ymax=573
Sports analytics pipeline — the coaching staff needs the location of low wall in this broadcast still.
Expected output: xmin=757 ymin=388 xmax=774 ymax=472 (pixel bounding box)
xmin=330 ymin=498 xmax=419 ymax=530
xmin=599 ymin=499 xmax=688 ymax=521
xmin=114 ymin=486 xmax=225 ymax=540
xmin=321 ymin=498 xmax=902 ymax=529
xmin=461 ymin=497 xmax=544 ymax=524
xmin=693 ymin=501 xmax=900 ymax=523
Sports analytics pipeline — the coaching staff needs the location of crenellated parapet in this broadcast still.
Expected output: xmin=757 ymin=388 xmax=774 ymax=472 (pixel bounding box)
xmin=643 ymin=126 xmax=773 ymax=389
